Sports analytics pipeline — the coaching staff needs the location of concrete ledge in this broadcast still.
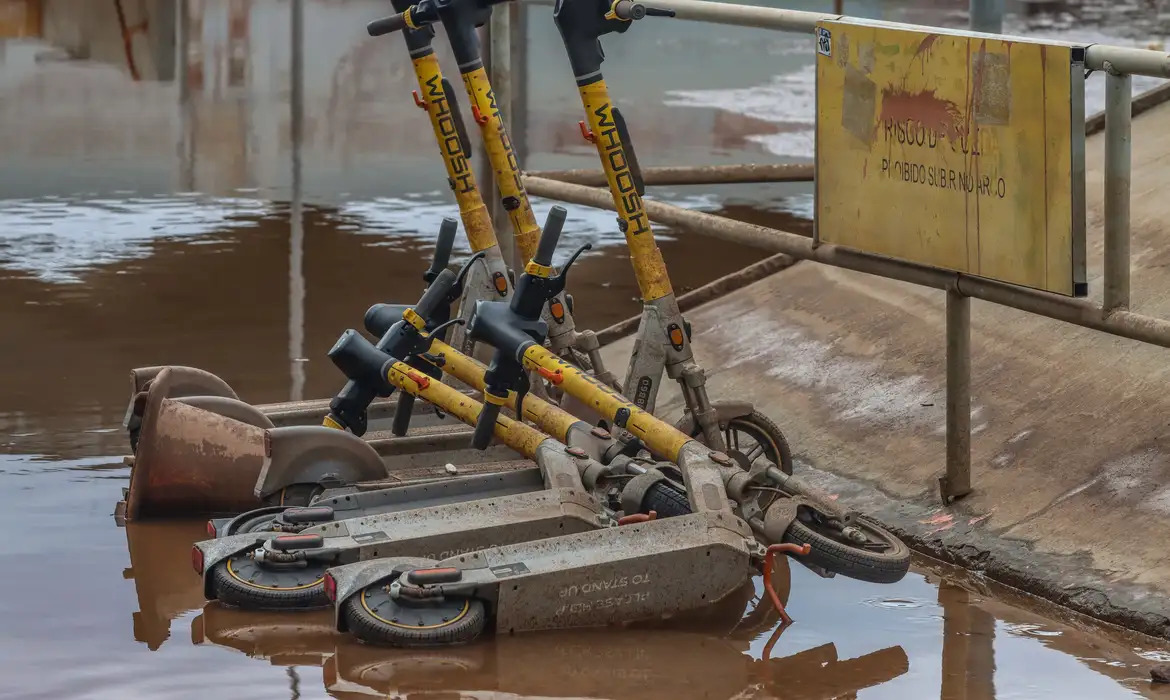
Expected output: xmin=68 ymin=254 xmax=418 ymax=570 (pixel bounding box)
xmin=794 ymin=463 xmax=1170 ymax=639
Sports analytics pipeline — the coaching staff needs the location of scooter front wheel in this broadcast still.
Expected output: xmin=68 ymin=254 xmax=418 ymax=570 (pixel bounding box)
xmin=783 ymin=515 xmax=910 ymax=585
xmin=209 ymin=556 xmax=331 ymax=610
xmin=692 ymin=409 xmax=794 ymax=476
xmin=342 ymin=583 xmax=487 ymax=648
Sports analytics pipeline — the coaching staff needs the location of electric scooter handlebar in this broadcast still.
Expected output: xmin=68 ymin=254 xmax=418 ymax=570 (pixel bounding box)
xmin=363 ymin=304 xmax=410 ymax=339
xmin=367 ymin=14 xmax=410 ymax=36
xmin=328 ymin=329 xmax=399 ymax=396
xmin=368 ymin=0 xmax=507 ymax=64
xmin=469 ymin=206 xmax=588 ymax=450
xmin=553 ymin=0 xmax=675 ymax=78
xmin=613 ymin=0 xmax=675 ymax=19
xmin=532 ymin=205 xmax=566 ymax=267
xmin=360 ymin=218 xmax=457 ymax=338
xmin=425 ymin=216 xmax=458 ymax=284
xmin=330 ymin=228 xmax=488 ymax=437
xmin=388 ymin=212 xmax=453 ymax=435
xmin=325 ymin=267 xmax=460 ymax=436
xmin=364 ymin=250 xmax=485 ymax=340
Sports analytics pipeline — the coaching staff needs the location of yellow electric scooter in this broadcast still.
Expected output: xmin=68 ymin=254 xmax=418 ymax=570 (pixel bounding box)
xmin=368 ymin=0 xmax=794 ymax=475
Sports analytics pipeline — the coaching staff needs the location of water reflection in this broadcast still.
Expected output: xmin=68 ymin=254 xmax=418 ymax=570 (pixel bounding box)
xmin=187 ymin=574 xmax=913 ymax=700
xmin=938 ymin=583 xmax=997 ymax=700
xmin=107 ymin=514 xmax=1170 ymax=700
xmin=124 ymin=519 xmax=209 ymax=651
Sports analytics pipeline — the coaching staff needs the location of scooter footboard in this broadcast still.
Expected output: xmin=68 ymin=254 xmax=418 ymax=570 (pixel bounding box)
xmin=198 ymin=487 xmax=604 ymax=600
xmin=337 ymin=512 xmax=754 ymax=635
xmin=484 ymin=513 xmax=753 ymax=633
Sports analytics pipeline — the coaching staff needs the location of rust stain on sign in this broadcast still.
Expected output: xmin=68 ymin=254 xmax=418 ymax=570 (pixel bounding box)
xmin=912 ymin=34 xmax=939 ymax=63
xmin=877 ymin=88 xmax=965 ymax=144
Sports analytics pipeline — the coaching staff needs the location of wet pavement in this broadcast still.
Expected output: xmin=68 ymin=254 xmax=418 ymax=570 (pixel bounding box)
xmin=2 ymin=0 xmax=1170 ymax=697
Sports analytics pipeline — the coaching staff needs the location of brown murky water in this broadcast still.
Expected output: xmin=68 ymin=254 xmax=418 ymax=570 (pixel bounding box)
xmin=3 ymin=0 xmax=1170 ymax=697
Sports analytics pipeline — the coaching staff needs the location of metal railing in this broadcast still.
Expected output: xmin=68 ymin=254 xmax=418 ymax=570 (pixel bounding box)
xmin=503 ymin=0 xmax=1170 ymax=503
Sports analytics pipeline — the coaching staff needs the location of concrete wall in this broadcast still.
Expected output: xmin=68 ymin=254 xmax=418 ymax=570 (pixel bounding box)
xmin=0 ymin=0 xmax=832 ymax=201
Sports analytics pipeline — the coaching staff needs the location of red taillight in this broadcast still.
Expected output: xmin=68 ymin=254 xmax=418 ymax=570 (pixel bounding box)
xmin=407 ymin=567 xmax=462 ymax=584
xmin=206 ymin=520 xmax=216 ymax=537
xmin=323 ymin=573 xmax=337 ymax=602
xmin=191 ymin=546 xmax=204 ymax=575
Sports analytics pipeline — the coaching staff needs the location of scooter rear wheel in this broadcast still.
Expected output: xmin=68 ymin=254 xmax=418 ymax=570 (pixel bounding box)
xmin=783 ymin=515 xmax=910 ymax=585
xmin=209 ymin=556 xmax=330 ymax=610
xmin=342 ymin=583 xmax=487 ymax=648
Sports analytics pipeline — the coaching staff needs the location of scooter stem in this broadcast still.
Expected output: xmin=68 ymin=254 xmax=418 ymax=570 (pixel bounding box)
xmin=553 ymin=0 xmax=676 ymax=304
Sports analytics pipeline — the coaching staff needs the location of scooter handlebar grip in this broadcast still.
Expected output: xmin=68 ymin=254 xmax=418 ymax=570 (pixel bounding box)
xmin=428 ymin=217 xmax=458 ymax=278
xmin=364 ymin=303 xmax=409 ymax=338
xmin=613 ymin=0 xmax=646 ymax=20
xmin=533 ymin=206 xmax=568 ymax=267
xmin=471 ymin=401 xmax=501 ymax=450
xmin=367 ymin=14 xmax=408 ymax=36
xmin=413 ymin=268 xmax=457 ymax=321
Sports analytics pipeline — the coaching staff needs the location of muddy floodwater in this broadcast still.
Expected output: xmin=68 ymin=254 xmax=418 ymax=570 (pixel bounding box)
xmin=3 ymin=0 xmax=1170 ymax=697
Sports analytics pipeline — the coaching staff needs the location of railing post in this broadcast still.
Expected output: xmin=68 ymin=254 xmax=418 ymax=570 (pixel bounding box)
xmin=968 ymin=0 xmax=1004 ymax=33
xmin=289 ymin=0 xmax=306 ymax=402
xmin=176 ymin=0 xmax=195 ymax=191
xmin=510 ymin=3 xmax=529 ymax=170
xmin=1104 ymin=64 xmax=1132 ymax=313
xmin=941 ymin=288 xmax=973 ymax=504
xmin=483 ymin=9 xmax=518 ymax=269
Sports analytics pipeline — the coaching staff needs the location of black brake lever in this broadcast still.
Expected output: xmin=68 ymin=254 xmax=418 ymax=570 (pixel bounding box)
xmin=514 ymin=371 xmax=531 ymax=423
xmin=550 ymin=243 xmax=593 ymax=295
xmin=644 ymin=7 xmax=675 ymax=17
xmin=450 ymin=251 xmax=488 ymax=300
xmin=427 ymin=317 xmax=466 ymax=340
xmin=400 ymin=317 xmax=466 ymax=361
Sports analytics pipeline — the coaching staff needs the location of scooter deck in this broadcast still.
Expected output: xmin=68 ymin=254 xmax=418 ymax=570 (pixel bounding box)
xmin=329 ymin=511 xmax=754 ymax=636
xmin=195 ymin=485 xmax=605 ymax=601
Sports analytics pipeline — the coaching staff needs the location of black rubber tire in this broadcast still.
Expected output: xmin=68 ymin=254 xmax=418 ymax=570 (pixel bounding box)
xmin=782 ymin=515 xmax=910 ymax=585
xmin=209 ymin=559 xmax=330 ymax=611
xmin=342 ymin=591 xmax=487 ymax=648
xmin=730 ymin=410 xmax=794 ymax=475
xmin=641 ymin=481 xmax=692 ymax=518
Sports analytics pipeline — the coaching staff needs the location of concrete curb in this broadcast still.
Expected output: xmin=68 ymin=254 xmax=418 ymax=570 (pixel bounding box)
xmin=794 ymin=460 xmax=1170 ymax=641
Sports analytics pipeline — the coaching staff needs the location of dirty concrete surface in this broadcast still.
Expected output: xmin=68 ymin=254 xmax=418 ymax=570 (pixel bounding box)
xmin=3 ymin=0 xmax=1170 ymax=697
xmin=607 ymin=77 xmax=1170 ymax=641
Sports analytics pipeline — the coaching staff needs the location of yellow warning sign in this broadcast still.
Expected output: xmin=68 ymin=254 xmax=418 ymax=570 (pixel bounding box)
xmin=814 ymin=20 xmax=1087 ymax=296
